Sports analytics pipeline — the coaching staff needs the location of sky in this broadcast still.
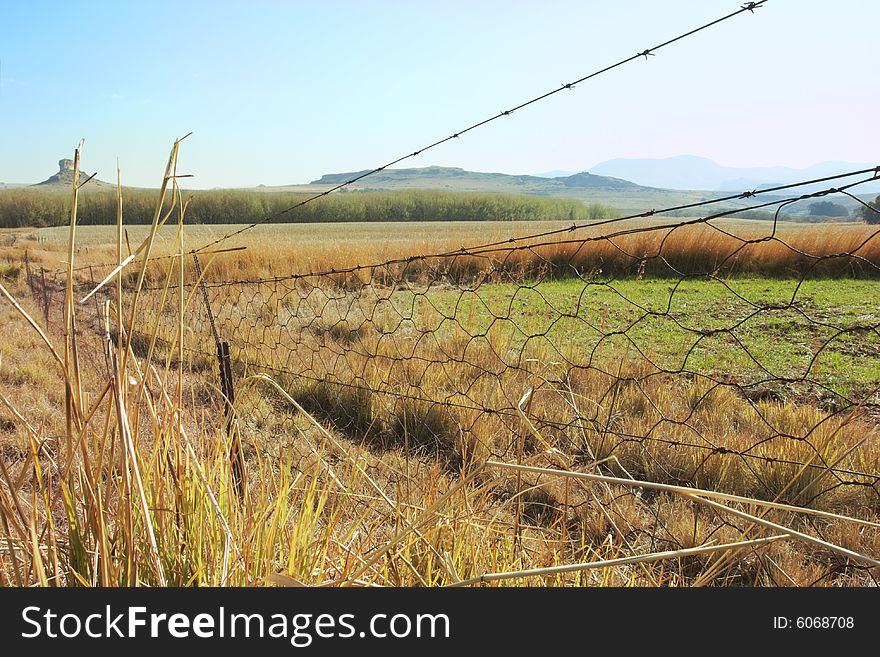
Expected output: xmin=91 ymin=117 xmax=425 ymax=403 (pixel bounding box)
xmin=0 ymin=0 xmax=877 ymax=188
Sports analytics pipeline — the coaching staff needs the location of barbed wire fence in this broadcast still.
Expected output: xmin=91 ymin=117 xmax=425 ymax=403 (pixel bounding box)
xmin=58 ymin=0 xmax=770 ymax=275
xmin=12 ymin=0 xmax=880 ymax=583
xmin=177 ymin=171 xmax=880 ymax=482
xmin=39 ymin=166 xmax=878 ymax=584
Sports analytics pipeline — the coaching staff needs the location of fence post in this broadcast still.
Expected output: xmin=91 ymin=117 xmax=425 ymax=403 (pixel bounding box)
xmin=39 ymin=266 xmax=50 ymax=327
xmin=24 ymin=250 xmax=33 ymax=295
xmin=192 ymin=253 xmax=247 ymax=501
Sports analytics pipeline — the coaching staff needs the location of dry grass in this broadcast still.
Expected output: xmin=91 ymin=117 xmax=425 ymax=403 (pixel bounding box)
xmin=0 ymin=143 xmax=878 ymax=588
xmin=5 ymin=217 xmax=880 ymax=289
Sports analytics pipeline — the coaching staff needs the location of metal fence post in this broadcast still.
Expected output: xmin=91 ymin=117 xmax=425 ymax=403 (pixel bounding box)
xmin=192 ymin=253 xmax=246 ymax=501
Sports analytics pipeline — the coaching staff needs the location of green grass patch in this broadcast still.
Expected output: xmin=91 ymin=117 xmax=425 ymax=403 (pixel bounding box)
xmin=405 ymin=276 xmax=880 ymax=400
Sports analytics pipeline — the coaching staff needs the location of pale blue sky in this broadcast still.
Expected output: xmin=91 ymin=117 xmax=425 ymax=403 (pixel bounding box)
xmin=1 ymin=0 xmax=877 ymax=188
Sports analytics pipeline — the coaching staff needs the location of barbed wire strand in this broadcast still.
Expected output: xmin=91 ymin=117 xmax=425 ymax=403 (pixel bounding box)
xmin=189 ymin=1 xmax=769 ymax=255
xmin=190 ymin=170 xmax=880 ymax=288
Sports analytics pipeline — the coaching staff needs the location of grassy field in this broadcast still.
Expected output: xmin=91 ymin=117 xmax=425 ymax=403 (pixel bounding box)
xmin=6 ymin=216 xmax=880 ymax=285
xmin=419 ymin=276 xmax=880 ymax=399
xmin=13 ymin=216 xmax=850 ymax=247
xmin=1 ymin=166 xmax=879 ymax=587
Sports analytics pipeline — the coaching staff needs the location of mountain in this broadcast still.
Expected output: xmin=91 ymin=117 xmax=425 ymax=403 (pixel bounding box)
xmin=34 ymin=158 xmax=113 ymax=189
xmin=295 ymin=164 xmax=731 ymax=215
xmin=311 ymin=165 xmax=640 ymax=192
xmin=293 ymin=161 xmax=871 ymax=218
xmin=587 ymin=156 xmax=880 ymax=194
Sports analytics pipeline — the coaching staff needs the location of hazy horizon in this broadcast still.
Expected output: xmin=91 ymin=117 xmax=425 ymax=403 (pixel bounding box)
xmin=2 ymin=0 xmax=877 ymax=189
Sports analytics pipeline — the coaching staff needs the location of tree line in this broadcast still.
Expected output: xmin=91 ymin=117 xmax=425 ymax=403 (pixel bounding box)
xmin=0 ymin=188 xmax=613 ymax=228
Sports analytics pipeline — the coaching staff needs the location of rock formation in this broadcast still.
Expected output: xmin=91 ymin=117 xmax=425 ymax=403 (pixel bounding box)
xmin=35 ymin=158 xmax=100 ymax=186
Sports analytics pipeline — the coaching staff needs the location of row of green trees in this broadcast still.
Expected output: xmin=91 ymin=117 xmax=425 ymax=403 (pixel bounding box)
xmin=0 ymin=188 xmax=614 ymax=228
xmin=857 ymin=195 xmax=880 ymax=224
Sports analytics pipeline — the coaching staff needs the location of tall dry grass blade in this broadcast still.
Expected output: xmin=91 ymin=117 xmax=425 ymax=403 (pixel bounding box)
xmin=681 ymin=494 xmax=880 ymax=568
xmin=104 ymin=305 xmax=167 ymax=586
xmin=488 ymin=461 xmax=880 ymax=568
xmin=29 ymin=508 xmax=49 ymax=587
xmin=446 ymin=535 xmax=789 ymax=587
xmin=339 ymin=464 xmax=487 ymax=586
xmin=79 ymin=255 xmax=135 ymax=304
xmin=487 ymin=461 xmax=880 ymax=528
xmin=116 ymin=160 xmax=124 ymax=363
xmin=0 ymin=495 xmax=24 ymax=586
xmin=109 ymin=167 xmax=135 ymax=585
xmin=150 ymin=364 xmax=243 ymax=571
xmin=121 ymin=137 xmax=182 ymax=376
xmin=244 ymin=373 xmax=454 ymax=578
xmin=0 ymin=449 xmax=31 ymax=550
xmin=175 ymin=186 xmax=187 ymax=421
xmin=266 ymin=573 xmax=308 ymax=587
xmin=59 ymin=144 xmax=86 ymax=447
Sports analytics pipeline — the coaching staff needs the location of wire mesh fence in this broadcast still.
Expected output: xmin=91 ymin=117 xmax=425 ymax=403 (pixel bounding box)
xmin=10 ymin=0 xmax=880 ymax=584
xmin=51 ymin=172 xmax=877 ymax=501
xmin=11 ymin=160 xmax=880 ymax=586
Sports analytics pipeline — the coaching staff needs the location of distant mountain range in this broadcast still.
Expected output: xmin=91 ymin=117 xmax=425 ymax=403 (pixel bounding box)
xmin=311 ymin=165 xmax=639 ymax=192
xmin=303 ymin=165 xmax=717 ymax=213
xmin=309 ymin=158 xmax=879 ymax=201
xmin=300 ymin=162 xmax=872 ymax=216
xmin=9 ymin=157 xmax=875 ymax=219
xmin=585 ymin=155 xmax=880 ymax=194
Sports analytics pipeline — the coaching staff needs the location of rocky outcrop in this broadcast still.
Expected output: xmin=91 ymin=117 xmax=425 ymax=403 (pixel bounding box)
xmin=35 ymin=158 xmax=101 ymax=187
